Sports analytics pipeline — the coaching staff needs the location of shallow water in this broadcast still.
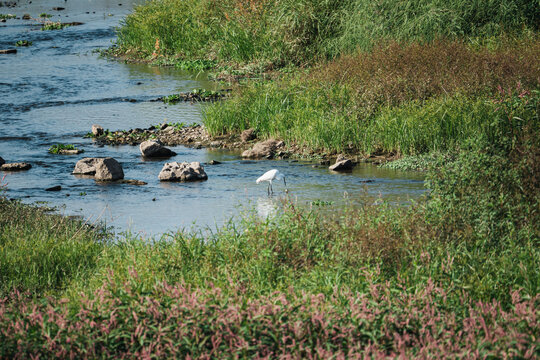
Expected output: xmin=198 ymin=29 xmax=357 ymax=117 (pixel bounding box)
xmin=0 ymin=0 xmax=425 ymax=236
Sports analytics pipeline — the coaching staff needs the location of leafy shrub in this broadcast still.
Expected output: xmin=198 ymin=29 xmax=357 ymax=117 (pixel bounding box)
xmin=426 ymin=87 xmax=539 ymax=243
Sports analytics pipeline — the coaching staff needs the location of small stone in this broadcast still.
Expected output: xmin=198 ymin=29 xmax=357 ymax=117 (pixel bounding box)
xmin=46 ymin=185 xmax=62 ymax=191
xmin=22 ymin=13 xmax=31 ymax=20
xmin=242 ymin=139 xmax=284 ymax=159
xmin=1 ymin=162 xmax=31 ymax=171
xmin=329 ymin=159 xmax=353 ymax=172
xmin=91 ymin=124 xmax=104 ymax=137
xmin=140 ymin=139 xmax=176 ymax=158
xmin=119 ymin=179 xmax=147 ymax=186
xmin=0 ymin=49 xmax=17 ymax=54
xmin=58 ymin=149 xmax=83 ymax=155
xmin=208 ymin=160 xmax=221 ymax=165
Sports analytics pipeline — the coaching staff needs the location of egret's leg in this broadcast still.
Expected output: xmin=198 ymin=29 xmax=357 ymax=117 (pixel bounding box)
xmin=270 ymin=181 xmax=273 ymax=194
xmin=267 ymin=183 xmax=270 ymax=195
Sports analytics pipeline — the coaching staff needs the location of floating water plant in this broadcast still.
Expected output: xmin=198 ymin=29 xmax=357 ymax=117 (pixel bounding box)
xmin=39 ymin=13 xmax=52 ymax=18
xmin=0 ymin=14 xmax=16 ymax=20
xmin=15 ymin=40 xmax=32 ymax=47
xmin=48 ymin=143 xmax=83 ymax=154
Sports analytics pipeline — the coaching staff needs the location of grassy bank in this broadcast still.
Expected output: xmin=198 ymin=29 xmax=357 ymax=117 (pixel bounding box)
xmin=1 ymin=98 xmax=539 ymax=355
xmin=205 ymin=38 xmax=539 ymax=155
xmin=113 ymin=0 xmax=538 ymax=68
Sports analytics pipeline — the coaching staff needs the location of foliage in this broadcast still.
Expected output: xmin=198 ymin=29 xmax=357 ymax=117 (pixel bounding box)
xmin=426 ymin=87 xmax=540 ymax=244
xmin=114 ymin=0 xmax=538 ymax=67
xmin=41 ymin=21 xmax=70 ymax=31
xmin=48 ymin=143 xmax=82 ymax=154
xmin=0 ymin=199 xmax=107 ymax=297
xmin=39 ymin=13 xmax=52 ymax=18
xmin=15 ymin=40 xmax=32 ymax=47
xmin=204 ymin=38 xmax=539 ymax=155
xmin=0 ymin=14 xmax=16 ymax=20
xmin=1 ymin=277 xmax=537 ymax=358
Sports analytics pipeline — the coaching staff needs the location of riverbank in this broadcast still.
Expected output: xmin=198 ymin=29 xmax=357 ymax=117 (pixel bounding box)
xmin=2 ymin=0 xmax=539 ymax=357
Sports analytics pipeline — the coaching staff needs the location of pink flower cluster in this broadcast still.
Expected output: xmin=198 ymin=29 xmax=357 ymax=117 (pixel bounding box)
xmin=0 ymin=275 xmax=537 ymax=359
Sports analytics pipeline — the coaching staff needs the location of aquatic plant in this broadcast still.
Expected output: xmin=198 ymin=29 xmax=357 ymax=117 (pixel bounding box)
xmin=38 ymin=13 xmax=52 ymax=18
xmin=41 ymin=21 xmax=70 ymax=31
xmin=0 ymin=14 xmax=16 ymax=20
xmin=15 ymin=40 xmax=32 ymax=47
xmin=48 ymin=143 xmax=82 ymax=154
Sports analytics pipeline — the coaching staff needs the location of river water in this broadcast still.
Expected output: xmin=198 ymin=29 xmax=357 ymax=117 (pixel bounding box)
xmin=0 ymin=0 xmax=425 ymax=236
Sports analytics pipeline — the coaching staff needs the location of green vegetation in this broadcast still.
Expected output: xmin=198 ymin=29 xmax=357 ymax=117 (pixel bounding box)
xmin=0 ymin=13 xmax=16 ymax=20
xmin=39 ymin=13 xmax=52 ymax=18
xmin=48 ymin=143 xmax=83 ymax=154
xmin=1 ymin=101 xmax=538 ymax=353
xmin=2 ymin=0 xmax=538 ymax=356
xmin=0 ymin=199 xmax=107 ymax=296
xmin=41 ymin=21 xmax=70 ymax=31
xmin=205 ymin=39 xmax=538 ymax=155
xmin=114 ymin=0 xmax=538 ymax=67
xmin=14 ymin=40 xmax=32 ymax=47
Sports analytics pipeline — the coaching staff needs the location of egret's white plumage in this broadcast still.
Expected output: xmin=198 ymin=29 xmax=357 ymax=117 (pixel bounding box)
xmin=256 ymin=169 xmax=287 ymax=195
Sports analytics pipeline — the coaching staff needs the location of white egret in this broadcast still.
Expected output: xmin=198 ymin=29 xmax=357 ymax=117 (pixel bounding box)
xmin=256 ymin=169 xmax=287 ymax=195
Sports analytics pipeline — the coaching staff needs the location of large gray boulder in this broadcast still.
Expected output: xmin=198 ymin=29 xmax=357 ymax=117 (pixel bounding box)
xmin=73 ymin=157 xmax=124 ymax=181
xmin=95 ymin=158 xmax=124 ymax=181
xmin=158 ymin=162 xmax=208 ymax=182
xmin=140 ymin=139 xmax=176 ymax=158
xmin=0 ymin=162 xmax=31 ymax=171
xmin=242 ymin=139 xmax=284 ymax=159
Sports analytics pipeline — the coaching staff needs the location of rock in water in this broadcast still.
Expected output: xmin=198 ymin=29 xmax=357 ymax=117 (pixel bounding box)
xmin=91 ymin=124 xmax=104 ymax=137
xmin=0 ymin=162 xmax=31 ymax=171
xmin=241 ymin=139 xmax=284 ymax=159
xmin=0 ymin=156 xmax=4 ymax=166
xmin=329 ymin=159 xmax=353 ymax=172
xmin=73 ymin=157 xmax=124 ymax=181
xmin=46 ymin=185 xmax=62 ymax=191
xmin=140 ymin=139 xmax=176 ymax=158
xmin=95 ymin=158 xmax=124 ymax=181
xmin=73 ymin=158 xmax=99 ymax=175
xmin=158 ymin=162 xmax=208 ymax=182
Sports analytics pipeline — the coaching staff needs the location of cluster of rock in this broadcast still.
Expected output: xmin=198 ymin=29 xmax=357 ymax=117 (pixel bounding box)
xmin=0 ymin=156 xmax=31 ymax=171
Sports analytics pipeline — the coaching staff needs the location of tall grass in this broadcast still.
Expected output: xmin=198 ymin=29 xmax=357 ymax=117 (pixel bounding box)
xmin=204 ymin=39 xmax=539 ymax=155
xmin=0 ymin=199 xmax=107 ymax=297
xmin=114 ymin=0 xmax=538 ymax=66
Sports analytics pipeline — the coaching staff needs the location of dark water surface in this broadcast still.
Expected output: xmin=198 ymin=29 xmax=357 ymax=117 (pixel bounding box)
xmin=0 ymin=0 xmax=425 ymax=236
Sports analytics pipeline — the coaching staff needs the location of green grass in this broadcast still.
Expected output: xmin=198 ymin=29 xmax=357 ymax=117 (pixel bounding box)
xmin=113 ymin=0 xmax=538 ymax=67
xmin=204 ymin=38 xmax=539 ymax=155
xmin=0 ymin=199 xmax=107 ymax=297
